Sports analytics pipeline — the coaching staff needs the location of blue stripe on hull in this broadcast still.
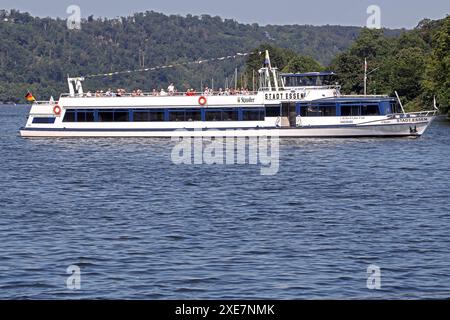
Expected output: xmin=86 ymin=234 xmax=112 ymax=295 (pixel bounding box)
xmin=20 ymin=121 xmax=429 ymax=132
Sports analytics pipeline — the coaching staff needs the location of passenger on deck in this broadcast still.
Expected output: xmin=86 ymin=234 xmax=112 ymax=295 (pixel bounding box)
xmin=86 ymin=91 xmax=93 ymax=97
xmin=160 ymin=89 xmax=168 ymax=96
xmin=168 ymin=83 xmax=175 ymax=96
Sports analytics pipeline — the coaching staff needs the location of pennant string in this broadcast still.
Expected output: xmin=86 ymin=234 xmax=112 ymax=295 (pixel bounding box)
xmin=83 ymin=52 xmax=255 ymax=79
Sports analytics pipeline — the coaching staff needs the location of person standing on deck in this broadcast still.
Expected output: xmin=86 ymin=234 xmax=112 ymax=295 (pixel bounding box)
xmin=168 ymin=83 xmax=175 ymax=96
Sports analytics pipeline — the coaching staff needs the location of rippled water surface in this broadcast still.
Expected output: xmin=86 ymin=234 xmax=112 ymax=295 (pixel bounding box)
xmin=1 ymin=105 xmax=450 ymax=299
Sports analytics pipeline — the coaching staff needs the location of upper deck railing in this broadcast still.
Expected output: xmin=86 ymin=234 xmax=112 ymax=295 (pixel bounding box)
xmin=389 ymin=110 xmax=438 ymax=118
xmin=59 ymin=85 xmax=343 ymax=99
xmin=33 ymin=100 xmax=58 ymax=105
xmin=341 ymin=94 xmax=390 ymax=98
xmin=258 ymin=85 xmax=341 ymax=91
xmin=60 ymin=90 xmax=259 ymax=99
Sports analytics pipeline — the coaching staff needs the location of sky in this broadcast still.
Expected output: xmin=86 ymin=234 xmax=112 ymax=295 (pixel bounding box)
xmin=1 ymin=0 xmax=449 ymax=29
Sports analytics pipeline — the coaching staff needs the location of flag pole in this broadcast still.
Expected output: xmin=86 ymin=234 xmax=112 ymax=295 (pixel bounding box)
xmin=364 ymin=58 xmax=367 ymax=96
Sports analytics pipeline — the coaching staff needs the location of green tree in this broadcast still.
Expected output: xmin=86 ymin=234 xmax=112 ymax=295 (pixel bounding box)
xmin=331 ymin=53 xmax=364 ymax=94
xmin=331 ymin=28 xmax=394 ymax=95
xmin=282 ymin=56 xmax=323 ymax=73
xmin=422 ymin=16 xmax=450 ymax=115
xmin=347 ymin=28 xmax=393 ymax=58
xmin=244 ymin=44 xmax=298 ymax=74
xmin=389 ymin=47 xmax=426 ymax=102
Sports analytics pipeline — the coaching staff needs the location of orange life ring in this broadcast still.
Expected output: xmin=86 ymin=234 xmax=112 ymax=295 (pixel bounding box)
xmin=198 ymin=96 xmax=207 ymax=106
xmin=53 ymin=105 xmax=61 ymax=116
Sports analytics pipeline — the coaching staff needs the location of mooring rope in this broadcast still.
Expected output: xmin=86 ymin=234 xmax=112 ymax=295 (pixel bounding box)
xmin=83 ymin=52 xmax=258 ymax=79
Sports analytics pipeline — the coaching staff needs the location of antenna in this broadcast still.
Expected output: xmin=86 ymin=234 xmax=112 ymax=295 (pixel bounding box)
xmin=433 ymin=96 xmax=439 ymax=111
xmin=252 ymin=70 xmax=255 ymax=92
xmin=394 ymin=91 xmax=406 ymax=115
xmin=364 ymin=58 xmax=379 ymax=96
xmin=264 ymin=50 xmax=272 ymax=91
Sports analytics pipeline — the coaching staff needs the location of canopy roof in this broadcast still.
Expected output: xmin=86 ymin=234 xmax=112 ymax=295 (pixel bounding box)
xmin=281 ymin=72 xmax=336 ymax=77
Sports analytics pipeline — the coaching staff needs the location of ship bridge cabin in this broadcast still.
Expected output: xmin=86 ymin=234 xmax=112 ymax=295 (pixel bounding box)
xmin=281 ymin=72 xmax=338 ymax=89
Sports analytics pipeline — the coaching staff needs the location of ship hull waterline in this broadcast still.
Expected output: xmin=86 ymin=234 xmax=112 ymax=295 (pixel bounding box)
xmin=20 ymin=120 xmax=433 ymax=138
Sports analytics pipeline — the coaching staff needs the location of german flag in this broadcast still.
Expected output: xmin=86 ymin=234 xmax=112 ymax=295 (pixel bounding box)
xmin=25 ymin=92 xmax=36 ymax=102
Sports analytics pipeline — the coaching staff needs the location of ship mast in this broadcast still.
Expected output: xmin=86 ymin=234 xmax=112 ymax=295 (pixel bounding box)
xmin=259 ymin=50 xmax=280 ymax=91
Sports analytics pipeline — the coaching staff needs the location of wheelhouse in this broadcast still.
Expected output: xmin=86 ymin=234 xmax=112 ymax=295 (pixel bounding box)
xmin=281 ymin=72 xmax=337 ymax=88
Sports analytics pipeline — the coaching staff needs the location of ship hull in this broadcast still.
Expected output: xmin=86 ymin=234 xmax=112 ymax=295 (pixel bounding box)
xmin=20 ymin=119 xmax=434 ymax=138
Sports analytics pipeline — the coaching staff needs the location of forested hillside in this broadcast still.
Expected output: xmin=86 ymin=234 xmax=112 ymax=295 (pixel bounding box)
xmin=0 ymin=9 xmax=394 ymax=103
xmin=1 ymin=9 xmax=447 ymax=115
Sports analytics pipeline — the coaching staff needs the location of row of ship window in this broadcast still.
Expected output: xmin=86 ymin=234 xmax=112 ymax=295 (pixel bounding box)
xmin=62 ymin=108 xmax=265 ymax=122
xmin=31 ymin=104 xmax=388 ymax=124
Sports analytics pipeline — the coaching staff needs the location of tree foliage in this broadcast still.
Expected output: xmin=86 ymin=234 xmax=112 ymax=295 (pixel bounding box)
xmin=330 ymin=16 xmax=450 ymax=114
xmin=1 ymin=9 xmax=447 ymax=115
xmin=0 ymin=10 xmax=370 ymax=103
xmin=422 ymin=16 xmax=450 ymax=115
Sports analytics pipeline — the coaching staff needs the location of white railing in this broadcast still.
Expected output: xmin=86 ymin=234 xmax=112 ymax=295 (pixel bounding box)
xmin=341 ymin=94 xmax=390 ymax=98
xmin=407 ymin=110 xmax=438 ymax=117
xmin=33 ymin=101 xmax=58 ymax=105
xmin=258 ymin=85 xmax=340 ymax=92
xmin=388 ymin=110 xmax=438 ymax=118
xmin=60 ymin=90 xmax=259 ymax=99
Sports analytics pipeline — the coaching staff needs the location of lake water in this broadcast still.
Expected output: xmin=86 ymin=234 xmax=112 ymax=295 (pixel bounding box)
xmin=1 ymin=105 xmax=449 ymax=299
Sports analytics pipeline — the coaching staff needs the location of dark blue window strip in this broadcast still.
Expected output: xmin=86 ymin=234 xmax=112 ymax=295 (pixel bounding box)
xmin=62 ymin=107 xmax=267 ymax=122
xmin=32 ymin=117 xmax=56 ymax=124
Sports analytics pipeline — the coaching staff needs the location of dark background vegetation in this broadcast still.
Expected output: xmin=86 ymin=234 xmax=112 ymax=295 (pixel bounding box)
xmin=0 ymin=10 xmax=448 ymax=114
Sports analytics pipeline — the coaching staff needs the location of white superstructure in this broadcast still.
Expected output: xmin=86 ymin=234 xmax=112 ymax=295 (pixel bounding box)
xmin=20 ymin=52 xmax=437 ymax=138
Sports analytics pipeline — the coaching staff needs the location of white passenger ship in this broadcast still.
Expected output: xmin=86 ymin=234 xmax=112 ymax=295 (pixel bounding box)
xmin=20 ymin=52 xmax=437 ymax=138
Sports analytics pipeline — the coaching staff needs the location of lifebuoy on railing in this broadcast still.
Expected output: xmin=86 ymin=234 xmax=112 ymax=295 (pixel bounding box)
xmin=198 ymin=96 xmax=207 ymax=106
xmin=53 ymin=105 xmax=61 ymax=116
